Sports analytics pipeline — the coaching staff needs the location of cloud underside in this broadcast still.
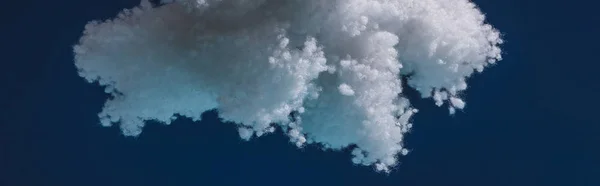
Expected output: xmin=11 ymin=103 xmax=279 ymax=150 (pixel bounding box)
xmin=74 ymin=0 xmax=502 ymax=172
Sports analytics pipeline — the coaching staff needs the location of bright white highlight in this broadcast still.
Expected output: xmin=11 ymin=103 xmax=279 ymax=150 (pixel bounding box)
xmin=74 ymin=0 xmax=502 ymax=172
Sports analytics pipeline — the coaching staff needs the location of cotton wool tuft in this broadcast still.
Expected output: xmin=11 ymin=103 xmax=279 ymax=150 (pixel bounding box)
xmin=74 ymin=0 xmax=502 ymax=172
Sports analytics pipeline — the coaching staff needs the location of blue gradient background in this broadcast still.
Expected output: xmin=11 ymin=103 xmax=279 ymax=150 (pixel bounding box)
xmin=1 ymin=0 xmax=598 ymax=185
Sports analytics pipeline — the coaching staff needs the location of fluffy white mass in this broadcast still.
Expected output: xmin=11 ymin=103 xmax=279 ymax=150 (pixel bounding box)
xmin=74 ymin=0 xmax=502 ymax=172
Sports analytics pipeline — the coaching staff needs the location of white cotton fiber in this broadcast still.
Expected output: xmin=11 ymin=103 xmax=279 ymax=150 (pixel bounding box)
xmin=74 ymin=0 xmax=502 ymax=172
xmin=338 ymin=83 xmax=355 ymax=96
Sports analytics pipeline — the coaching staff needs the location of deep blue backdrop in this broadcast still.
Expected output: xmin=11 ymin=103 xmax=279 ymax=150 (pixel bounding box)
xmin=1 ymin=0 xmax=598 ymax=185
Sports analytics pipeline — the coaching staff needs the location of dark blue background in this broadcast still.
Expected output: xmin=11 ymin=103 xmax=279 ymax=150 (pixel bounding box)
xmin=2 ymin=0 xmax=598 ymax=185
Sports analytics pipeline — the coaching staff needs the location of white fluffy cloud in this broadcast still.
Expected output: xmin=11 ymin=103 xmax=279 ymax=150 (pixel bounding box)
xmin=74 ymin=0 xmax=502 ymax=172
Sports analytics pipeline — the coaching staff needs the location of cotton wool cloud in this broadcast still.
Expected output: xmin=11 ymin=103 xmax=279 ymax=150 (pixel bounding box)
xmin=74 ymin=0 xmax=503 ymax=172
